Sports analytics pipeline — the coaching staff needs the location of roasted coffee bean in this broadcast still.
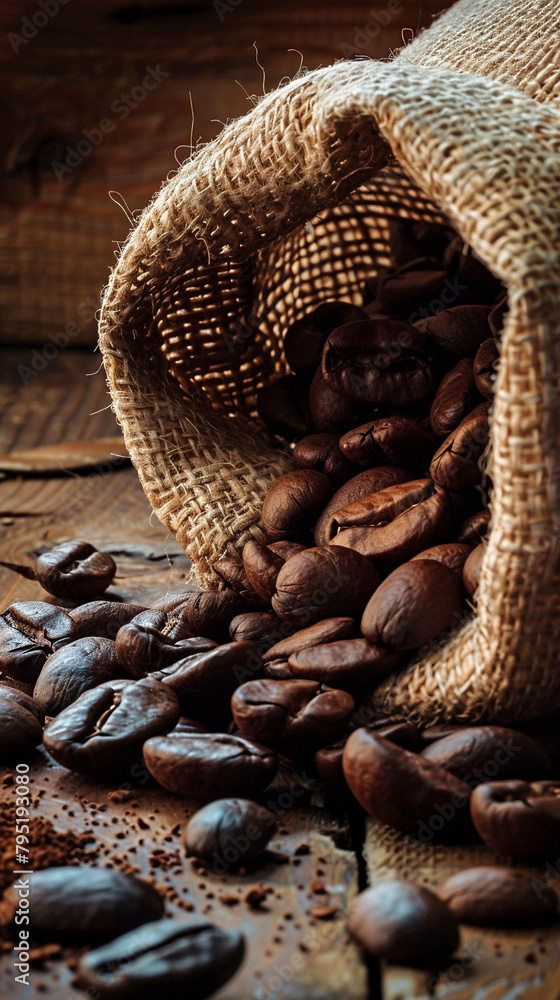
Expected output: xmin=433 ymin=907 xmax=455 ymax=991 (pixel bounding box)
xmin=69 ymin=601 xmax=147 ymax=639
xmin=284 ymin=302 xmax=368 ymax=374
xmin=315 ymin=739 xmax=347 ymax=791
xmin=272 ymin=545 xmax=380 ymax=626
xmin=0 ymin=688 xmax=42 ymax=755
xmin=329 ymin=479 xmax=454 ymax=568
xmin=184 ymin=798 xmax=277 ymax=866
xmin=421 ymin=726 xmax=551 ymax=784
xmin=314 ymin=466 xmax=410 ymax=546
xmin=361 ymin=560 xmax=464 ymax=650
xmin=411 ymin=542 xmax=472 ymax=576
xmin=115 ymin=614 xmax=215 ymax=678
xmin=169 ymin=717 xmax=210 ymax=735
xmin=267 ymin=541 xmax=307 ymax=560
xmin=43 ymin=677 xmax=180 ymax=779
xmin=0 ymin=686 xmax=43 ymax=724
xmin=74 ymin=919 xmax=245 ymax=1000
xmin=231 ymin=678 xmax=354 ymax=755
xmin=419 ymin=724 xmax=470 ymax=745
xmin=439 ymin=867 xmax=558 ymax=927
xmin=0 ymin=601 xmax=76 ymax=683
xmin=347 ymin=880 xmax=459 ymax=966
xmin=376 ymin=258 xmax=451 ymax=320
xmin=144 ymin=732 xmax=278 ymax=799
xmin=473 ymin=337 xmax=499 ymax=399
xmin=488 ymin=295 xmax=508 ymax=338
xmin=415 ymin=304 xmax=490 ymax=363
xmin=463 ymin=543 xmax=484 ymax=597
xmin=288 ymin=639 xmax=402 ymax=692
xmin=151 ymin=592 xmax=200 ymax=613
xmin=257 ymin=373 xmax=315 ymax=441
xmin=242 ymin=540 xmax=285 ymax=604
xmin=309 ymin=367 xmax=372 ymax=434
xmin=293 ymin=433 xmax=359 ymax=481
xmin=154 ymin=641 xmax=262 ymax=727
xmin=262 ymin=617 xmax=355 ymax=663
xmin=35 ymin=540 xmax=116 ymax=599
xmin=178 ymin=591 xmax=247 ymax=642
xmin=229 ymin=611 xmax=290 ymax=648
xmin=456 ymin=508 xmax=490 ymax=546
xmin=212 ymin=557 xmax=263 ymax=606
xmin=429 ymin=402 xmax=489 ymax=491
xmin=429 ymin=358 xmax=477 ymax=438
xmin=343 ymin=729 xmax=471 ymax=835
xmin=322 ymin=319 xmax=438 ymax=407
xmin=263 ymin=660 xmax=293 ymax=679
xmin=34 ymin=637 xmax=125 ymax=716
xmin=261 ymin=470 xmax=332 ymax=542
xmin=339 ymin=417 xmax=435 ymax=471
xmin=0 ymin=867 xmax=163 ymax=940
xmin=470 ymin=780 xmax=560 ymax=859
xmin=372 ymin=721 xmax=423 ymax=752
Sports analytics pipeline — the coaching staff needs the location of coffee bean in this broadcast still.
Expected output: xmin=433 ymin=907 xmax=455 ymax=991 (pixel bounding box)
xmin=0 ymin=602 xmax=76 ymax=683
xmin=263 ymin=659 xmax=294 ymax=680
xmin=43 ymin=676 xmax=180 ymax=779
xmin=376 ymin=258 xmax=451 ymax=320
xmin=232 ymin=678 xmax=354 ymax=755
xmin=143 ymin=732 xmax=278 ymax=800
xmin=272 ymin=545 xmax=380 ymax=626
xmin=314 ymin=466 xmax=410 ymax=546
xmin=0 ymin=686 xmax=43 ymax=724
xmin=372 ymin=721 xmax=423 ymax=752
xmin=430 ymin=358 xmax=477 ymax=438
xmin=257 ymin=373 xmax=315 ymax=441
xmin=309 ymin=367 xmax=371 ymax=434
xmin=343 ymin=729 xmax=471 ymax=835
xmin=35 ymin=540 xmax=116 ymax=599
xmin=177 ymin=591 xmax=247 ymax=642
xmin=212 ymin=557 xmax=263 ymax=605
xmin=229 ymin=611 xmax=289 ymax=647
xmin=329 ymin=479 xmax=454 ymax=568
xmin=74 ymin=919 xmax=245 ymax=1000
xmin=267 ymin=541 xmax=307 ymax=560
xmin=315 ymin=739 xmax=348 ymax=791
xmin=0 ymin=867 xmax=163 ymax=940
xmin=34 ymin=637 xmax=125 ymax=716
xmin=262 ymin=617 xmax=355 ymax=663
xmin=288 ymin=638 xmax=402 ymax=692
xmin=410 ymin=542 xmax=473 ymax=576
xmin=0 ymin=688 xmax=42 ymax=755
xmin=470 ymin=780 xmax=560 ymax=858
xmin=293 ymin=433 xmax=359 ymax=481
xmin=184 ymin=798 xmax=276 ymax=865
xmin=242 ymin=540 xmax=284 ymax=603
xmin=473 ymin=337 xmax=499 ymax=399
xmin=361 ymin=561 xmax=464 ymax=650
xmin=115 ymin=613 xmax=214 ymax=678
xmin=439 ymin=867 xmax=557 ymax=927
xmin=261 ymin=470 xmax=332 ymax=542
xmin=347 ymin=880 xmax=459 ymax=965
xmin=455 ymin=508 xmax=490 ymax=546
xmin=463 ymin=543 xmax=484 ymax=597
xmin=415 ymin=304 xmax=490 ymax=363
xmin=284 ymin=301 xmax=369 ymax=374
xmin=69 ymin=601 xmax=148 ymax=639
xmin=430 ymin=402 xmax=489 ymax=491
xmin=339 ymin=417 xmax=435 ymax=471
xmin=421 ymin=726 xmax=551 ymax=784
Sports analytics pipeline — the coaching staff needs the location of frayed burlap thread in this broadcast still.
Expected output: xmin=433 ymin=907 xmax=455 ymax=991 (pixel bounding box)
xmin=99 ymin=0 xmax=560 ymax=725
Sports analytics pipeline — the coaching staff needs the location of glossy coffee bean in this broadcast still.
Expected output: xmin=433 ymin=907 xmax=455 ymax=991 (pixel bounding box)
xmin=339 ymin=417 xmax=434 ymax=471
xmin=0 ymin=602 xmax=76 ymax=683
xmin=410 ymin=542 xmax=472 ymax=576
xmin=372 ymin=721 xmax=423 ymax=752
xmin=0 ymin=688 xmax=42 ymax=755
xmin=315 ymin=739 xmax=348 ymax=791
xmin=232 ymin=678 xmax=354 ymax=755
xmin=0 ymin=867 xmax=163 ymax=940
xmin=343 ymin=729 xmax=471 ymax=835
xmin=257 ymin=373 xmax=315 ymax=441
xmin=272 ymin=545 xmax=380 ymax=627
xmin=288 ymin=639 xmax=402 ymax=692
xmin=261 ymin=470 xmax=332 ymax=542
xmin=262 ymin=617 xmax=355 ymax=663
xmin=74 ymin=919 xmax=245 ymax=1000
xmin=322 ymin=319 xmax=438 ymax=406
xmin=347 ymin=880 xmax=459 ymax=966
xmin=184 ymin=798 xmax=277 ymax=866
xmin=330 ymin=479 xmax=454 ymax=569
xmin=268 ymin=541 xmax=307 ymax=560
xmin=35 ymin=540 xmax=116 ymax=599
xmin=242 ymin=540 xmax=284 ymax=604
xmin=430 ymin=402 xmax=489 ymax=492
xmin=229 ymin=611 xmax=290 ymax=648
xmin=115 ymin=613 xmax=214 ymax=678
xmin=263 ymin=659 xmax=293 ymax=680
xmin=0 ymin=686 xmax=43 ymax=724
xmin=43 ymin=677 xmax=180 ymax=779
xmin=69 ymin=601 xmax=147 ymax=639
xmin=439 ymin=867 xmax=558 ymax=927
xmin=314 ymin=466 xmax=410 ymax=546
xmin=178 ymin=590 xmax=247 ymax=642
xmin=293 ymin=433 xmax=359 ymax=482
xmin=455 ymin=508 xmax=490 ymax=546
xmin=34 ymin=637 xmax=125 ymax=716
xmin=419 ymin=724 xmax=470 ymax=746
xmin=473 ymin=337 xmax=499 ymax=399
xmin=284 ymin=301 xmax=368 ymax=374
xmin=143 ymin=732 xmax=278 ymax=800
xmin=212 ymin=557 xmax=263 ymax=606
xmin=470 ymin=780 xmax=560 ymax=859
xmin=154 ymin=641 xmax=262 ymax=727
xmin=309 ymin=367 xmax=372 ymax=435
xmin=463 ymin=543 xmax=484 ymax=597
xmin=416 ymin=304 xmax=490 ymax=363
xmin=429 ymin=358 xmax=477 ymax=438
xmin=421 ymin=726 xmax=551 ymax=784
xmin=361 ymin=561 xmax=464 ymax=650
xmin=169 ymin=717 xmax=210 ymax=735
xmin=376 ymin=258 xmax=451 ymax=320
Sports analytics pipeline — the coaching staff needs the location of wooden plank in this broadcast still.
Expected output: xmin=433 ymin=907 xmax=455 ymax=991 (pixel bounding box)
xmin=365 ymin=821 xmax=560 ymax=1000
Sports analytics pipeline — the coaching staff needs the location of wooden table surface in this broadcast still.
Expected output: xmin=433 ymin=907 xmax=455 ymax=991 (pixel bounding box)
xmin=1 ymin=347 xmax=559 ymax=1000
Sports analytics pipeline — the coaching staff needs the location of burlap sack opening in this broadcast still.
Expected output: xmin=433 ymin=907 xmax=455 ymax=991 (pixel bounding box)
xmin=100 ymin=0 xmax=560 ymax=726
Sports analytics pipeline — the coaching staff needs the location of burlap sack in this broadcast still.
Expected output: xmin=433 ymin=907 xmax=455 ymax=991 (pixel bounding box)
xmin=99 ymin=0 xmax=560 ymax=727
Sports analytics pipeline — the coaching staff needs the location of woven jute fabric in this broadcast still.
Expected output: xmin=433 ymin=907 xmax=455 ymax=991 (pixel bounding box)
xmin=99 ymin=0 xmax=560 ymax=726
